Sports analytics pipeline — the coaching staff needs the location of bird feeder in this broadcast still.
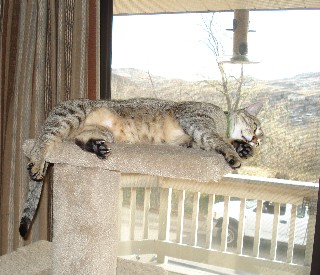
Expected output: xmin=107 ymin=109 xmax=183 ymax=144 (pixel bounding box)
xmin=221 ymin=9 xmax=259 ymax=64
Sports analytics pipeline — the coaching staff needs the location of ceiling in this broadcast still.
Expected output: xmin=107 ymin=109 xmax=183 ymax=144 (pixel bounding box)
xmin=113 ymin=0 xmax=320 ymax=15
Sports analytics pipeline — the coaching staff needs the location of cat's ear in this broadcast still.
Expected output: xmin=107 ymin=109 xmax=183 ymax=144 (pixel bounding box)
xmin=244 ymin=102 xmax=263 ymax=116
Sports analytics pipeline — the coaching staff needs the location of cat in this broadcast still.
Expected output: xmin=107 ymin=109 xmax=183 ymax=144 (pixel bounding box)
xmin=19 ymin=98 xmax=263 ymax=238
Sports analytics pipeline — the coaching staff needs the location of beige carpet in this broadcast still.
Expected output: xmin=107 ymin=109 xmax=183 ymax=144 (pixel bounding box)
xmin=0 ymin=241 xmax=168 ymax=275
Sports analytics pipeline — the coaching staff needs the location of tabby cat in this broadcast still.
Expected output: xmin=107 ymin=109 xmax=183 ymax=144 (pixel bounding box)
xmin=19 ymin=98 xmax=263 ymax=238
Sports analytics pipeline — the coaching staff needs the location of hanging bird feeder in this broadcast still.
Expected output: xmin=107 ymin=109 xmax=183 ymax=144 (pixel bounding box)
xmin=221 ymin=9 xmax=259 ymax=64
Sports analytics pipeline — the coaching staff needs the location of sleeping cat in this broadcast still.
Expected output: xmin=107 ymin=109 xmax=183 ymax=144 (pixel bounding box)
xmin=19 ymin=98 xmax=263 ymax=238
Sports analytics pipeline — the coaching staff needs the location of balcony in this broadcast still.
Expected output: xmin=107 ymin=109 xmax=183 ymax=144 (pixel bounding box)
xmin=118 ymin=174 xmax=318 ymax=275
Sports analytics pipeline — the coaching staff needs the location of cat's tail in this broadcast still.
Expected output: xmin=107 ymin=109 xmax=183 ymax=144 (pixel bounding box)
xmin=19 ymin=179 xmax=44 ymax=238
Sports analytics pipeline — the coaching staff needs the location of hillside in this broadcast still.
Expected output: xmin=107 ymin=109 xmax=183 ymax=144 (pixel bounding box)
xmin=112 ymin=68 xmax=320 ymax=97
xmin=112 ymin=68 xmax=320 ymax=117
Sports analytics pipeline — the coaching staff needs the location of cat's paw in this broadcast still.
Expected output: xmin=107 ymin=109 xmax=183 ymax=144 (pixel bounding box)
xmin=89 ymin=139 xmax=111 ymax=159
xmin=27 ymin=162 xmax=44 ymax=181
xmin=216 ymin=147 xmax=242 ymax=169
xmin=224 ymin=152 xmax=242 ymax=169
xmin=232 ymin=140 xmax=254 ymax=159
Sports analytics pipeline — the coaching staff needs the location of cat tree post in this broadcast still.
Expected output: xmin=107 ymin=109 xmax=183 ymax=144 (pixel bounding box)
xmin=52 ymin=164 xmax=120 ymax=274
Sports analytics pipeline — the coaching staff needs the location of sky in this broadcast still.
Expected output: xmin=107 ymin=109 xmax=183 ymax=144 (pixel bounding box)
xmin=112 ymin=10 xmax=320 ymax=81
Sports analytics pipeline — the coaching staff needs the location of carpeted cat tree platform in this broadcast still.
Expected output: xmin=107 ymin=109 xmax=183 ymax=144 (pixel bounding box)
xmin=0 ymin=140 xmax=231 ymax=274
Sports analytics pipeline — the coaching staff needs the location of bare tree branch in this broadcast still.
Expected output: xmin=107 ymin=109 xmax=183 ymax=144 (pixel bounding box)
xmin=147 ymin=71 xmax=158 ymax=98
xmin=233 ymin=64 xmax=244 ymax=111
xmin=202 ymin=12 xmax=245 ymax=113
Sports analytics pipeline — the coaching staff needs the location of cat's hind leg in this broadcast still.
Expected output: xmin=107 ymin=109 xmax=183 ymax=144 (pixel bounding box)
xmin=74 ymin=125 xmax=114 ymax=159
xmin=28 ymin=143 xmax=55 ymax=181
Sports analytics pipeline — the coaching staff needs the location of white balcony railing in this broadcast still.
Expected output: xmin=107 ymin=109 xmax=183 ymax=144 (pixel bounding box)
xmin=118 ymin=174 xmax=318 ymax=275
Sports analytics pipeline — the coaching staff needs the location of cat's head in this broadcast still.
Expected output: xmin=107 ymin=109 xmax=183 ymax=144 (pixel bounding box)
xmin=229 ymin=102 xmax=264 ymax=147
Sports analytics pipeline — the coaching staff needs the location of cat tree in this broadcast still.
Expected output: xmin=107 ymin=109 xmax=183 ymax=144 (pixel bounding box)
xmin=1 ymin=140 xmax=231 ymax=274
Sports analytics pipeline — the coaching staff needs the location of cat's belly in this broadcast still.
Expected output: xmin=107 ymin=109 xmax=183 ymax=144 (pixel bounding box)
xmin=83 ymin=108 xmax=191 ymax=146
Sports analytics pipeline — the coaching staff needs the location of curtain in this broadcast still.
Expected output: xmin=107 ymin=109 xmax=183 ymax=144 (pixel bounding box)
xmin=0 ymin=0 xmax=99 ymax=255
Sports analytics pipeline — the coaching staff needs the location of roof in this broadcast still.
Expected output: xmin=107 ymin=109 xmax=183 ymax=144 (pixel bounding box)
xmin=113 ymin=0 xmax=320 ymax=15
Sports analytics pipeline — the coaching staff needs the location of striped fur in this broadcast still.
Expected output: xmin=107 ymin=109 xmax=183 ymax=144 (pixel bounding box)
xmin=19 ymin=98 xmax=263 ymax=238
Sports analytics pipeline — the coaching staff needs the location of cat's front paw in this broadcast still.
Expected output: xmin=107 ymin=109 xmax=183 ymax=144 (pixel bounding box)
xmin=216 ymin=147 xmax=242 ymax=169
xmin=27 ymin=162 xmax=44 ymax=181
xmin=224 ymin=152 xmax=242 ymax=169
xmin=89 ymin=139 xmax=111 ymax=159
xmin=231 ymin=140 xmax=254 ymax=159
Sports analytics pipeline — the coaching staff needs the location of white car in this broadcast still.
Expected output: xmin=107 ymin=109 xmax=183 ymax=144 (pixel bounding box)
xmin=212 ymin=200 xmax=309 ymax=246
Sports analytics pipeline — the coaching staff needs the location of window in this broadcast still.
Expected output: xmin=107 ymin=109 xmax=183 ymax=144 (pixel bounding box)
xmin=297 ymin=204 xmax=306 ymax=219
xmin=261 ymin=201 xmax=286 ymax=215
xmin=113 ymin=10 xmax=319 ymax=274
xmin=112 ymin=11 xmax=320 ymax=182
